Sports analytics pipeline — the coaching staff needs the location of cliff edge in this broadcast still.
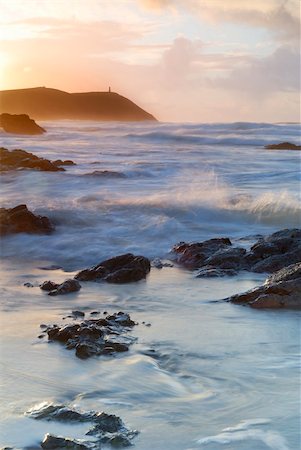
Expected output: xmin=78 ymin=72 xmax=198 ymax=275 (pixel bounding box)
xmin=0 ymin=87 xmax=157 ymax=122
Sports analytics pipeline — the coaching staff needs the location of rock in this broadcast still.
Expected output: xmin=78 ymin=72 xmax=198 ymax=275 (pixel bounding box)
xmin=45 ymin=311 xmax=136 ymax=359
xmin=0 ymin=113 xmax=45 ymax=135
xmin=195 ymin=266 xmax=238 ymax=277
xmin=151 ymin=258 xmax=173 ymax=269
xmin=245 ymin=228 xmax=301 ymax=273
xmin=40 ymin=279 xmax=81 ymax=296
xmin=85 ymin=170 xmax=126 ymax=178
xmin=265 ymin=262 xmax=301 ymax=284
xmin=72 ymin=310 xmax=85 ymax=317
xmin=0 ymin=147 xmax=75 ymax=172
xmin=75 ymin=253 xmax=151 ymax=284
xmin=41 ymin=434 xmax=89 ymax=450
xmin=225 ymin=263 xmax=301 ymax=309
xmin=265 ymin=142 xmax=301 ymax=150
xmin=173 ymin=229 xmax=301 ymax=277
xmin=27 ymin=403 xmax=138 ymax=448
xmin=0 ymin=204 xmax=54 ymax=236
xmin=53 ymin=159 xmax=76 ymax=167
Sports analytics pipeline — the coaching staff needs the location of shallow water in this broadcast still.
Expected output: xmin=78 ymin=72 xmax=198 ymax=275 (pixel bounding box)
xmin=0 ymin=121 xmax=300 ymax=449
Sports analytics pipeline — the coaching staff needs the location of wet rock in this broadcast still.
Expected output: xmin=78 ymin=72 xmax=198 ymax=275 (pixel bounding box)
xmin=225 ymin=263 xmax=301 ymax=309
xmin=151 ymin=258 xmax=173 ymax=269
xmin=27 ymin=403 xmax=138 ymax=448
xmin=195 ymin=266 xmax=238 ymax=277
xmin=45 ymin=311 xmax=136 ymax=359
xmin=0 ymin=147 xmax=66 ymax=172
xmin=53 ymin=159 xmax=76 ymax=167
xmin=265 ymin=262 xmax=301 ymax=284
xmin=24 ymin=282 xmax=34 ymax=287
xmin=75 ymin=253 xmax=151 ymax=284
xmin=0 ymin=113 xmax=45 ymax=135
xmin=265 ymin=142 xmax=301 ymax=150
xmin=0 ymin=204 xmax=54 ymax=236
xmin=72 ymin=310 xmax=85 ymax=318
xmin=245 ymin=228 xmax=301 ymax=273
xmin=40 ymin=279 xmax=81 ymax=296
xmin=41 ymin=434 xmax=89 ymax=450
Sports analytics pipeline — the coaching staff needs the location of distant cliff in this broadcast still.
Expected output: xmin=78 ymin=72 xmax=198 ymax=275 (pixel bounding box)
xmin=0 ymin=87 xmax=157 ymax=122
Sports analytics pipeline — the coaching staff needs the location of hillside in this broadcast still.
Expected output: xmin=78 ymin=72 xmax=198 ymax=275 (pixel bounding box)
xmin=0 ymin=87 xmax=157 ymax=121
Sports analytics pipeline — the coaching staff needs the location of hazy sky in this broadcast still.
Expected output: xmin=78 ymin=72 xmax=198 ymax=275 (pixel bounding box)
xmin=0 ymin=0 xmax=300 ymax=122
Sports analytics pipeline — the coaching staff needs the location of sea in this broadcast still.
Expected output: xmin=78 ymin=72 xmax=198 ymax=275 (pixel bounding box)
xmin=0 ymin=121 xmax=300 ymax=450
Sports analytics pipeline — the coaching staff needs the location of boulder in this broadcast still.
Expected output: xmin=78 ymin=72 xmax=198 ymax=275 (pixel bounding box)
xmin=0 ymin=147 xmax=75 ymax=172
xmin=0 ymin=204 xmax=54 ymax=235
xmin=225 ymin=262 xmax=301 ymax=309
xmin=45 ymin=311 xmax=136 ymax=359
xmin=265 ymin=142 xmax=301 ymax=150
xmin=75 ymin=253 xmax=151 ymax=284
xmin=40 ymin=279 xmax=81 ymax=296
xmin=0 ymin=113 xmax=45 ymax=135
xmin=41 ymin=434 xmax=89 ymax=450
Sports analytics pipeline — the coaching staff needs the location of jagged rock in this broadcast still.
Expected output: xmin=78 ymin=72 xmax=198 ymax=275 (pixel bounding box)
xmin=0 ymin=147 xmax=75 ymax=172
xmin=45 ymin=311 xmax=136 ymax=359
xmin=151 ymin=258 xmax=173 ymax=269
xmin=265 ymin=142 xmax=301 ymax=150
xmin=195 ymin=266 xmax=238 ymax=277
xmin=40 ymin=279 xmax=81 ymax=296
xmin=245 ymin=229 xmax=301 ymax=273
xmin=27 ymin=403 xmax=138 ymax=448
xmin=173 ymin=229 xmax=301 ymax=276
xmin=225 ymin=263 xmax=301 ymax=309
xmin=0 ymin=113 xmax=45 ymax=135
xmin=41 ymin=434 xmax=89 ymax=449
xmin=0 ymin=204 xmax=54 ymax=236
xmin=75 ymin=253 xmax=151 ymax=284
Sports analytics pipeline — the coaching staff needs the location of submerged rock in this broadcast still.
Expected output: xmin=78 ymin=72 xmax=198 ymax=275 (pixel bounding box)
xmin=44 ymin=311 xmax=136 ymax=359
xmin=265 ymin=142 xmax=301 ymax=150
xmin=225 ymin=262 xmax=301 ymax=309
xmin=173 ymin=229 xmax=301 ymax=277
xmin=0 ymin=147 xmax=75 ymax=172
xmin=0 ymin=204 xmax=54 ymax=236
xmin=75 ymin=253 xmax=151 ymax=284
xmin=0 ymin=113 xmax=45 ymax=135
xmin=27 ymin=403 xmax=138 ymax=448
xmin=41 ymin=434 xmax=89 ymax=450
xmin=40 ymin=279 xmax=81 ymax=296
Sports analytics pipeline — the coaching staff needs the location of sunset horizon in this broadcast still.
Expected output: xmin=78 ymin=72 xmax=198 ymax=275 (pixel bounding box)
xmin=1 ymin=0 xmax=300 ymax=122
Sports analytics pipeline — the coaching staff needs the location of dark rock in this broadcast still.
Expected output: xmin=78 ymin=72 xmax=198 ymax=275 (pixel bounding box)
xmin=0 ymin=204 xmax=54 ymax=236
xmin=151 ymin=258 xmax=173 ymax=269
xmin=72 ymin=310 xmax=85 ymax=317
xmin=266 ymin=262 xmax=301 ymax=284
xmin=24 ymin=282 xmax=34 ymax=287
xmin=246 ymin=229 xmax=301 ymax=273
xmin=0 ymin=113 xmax=45 ymax=135
xmin=90 ymin=311 xmax=100 ymax=316
xmin=41 ymin=279 xmax=81 ymax=296
xmin=195 ymin=266 xmax=238 ymax=277
xmin=44 ymin=311 xmax=136 ymax=359
xmin=53 ymin=159 xmax=76 ymax=167
xmin=90 ymin=412 xmax=123 ymax=433
xmin=225 ymin=263 xmax=301 ymax=309
xmin=75 ymin=253 xmax=151 ymax=284
xmin=41 ymin=434 xmax=89 ymax=450
xmin=265 ymin=142 xmax=301 ymax=150
xmin=0 ymin=147 xmax=75 ymax=172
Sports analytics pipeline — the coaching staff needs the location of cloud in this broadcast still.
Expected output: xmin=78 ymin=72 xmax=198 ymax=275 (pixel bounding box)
xmin=139 ymin=0 xmax=300 ymax=42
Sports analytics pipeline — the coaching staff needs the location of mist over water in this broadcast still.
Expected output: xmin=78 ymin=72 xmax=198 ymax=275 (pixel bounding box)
xmin=0 ymin=121 xmax=300 ymax=449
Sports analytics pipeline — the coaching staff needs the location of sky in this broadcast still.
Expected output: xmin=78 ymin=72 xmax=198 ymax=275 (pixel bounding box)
xmin=0 ymin=0 xmax=300 ymax=122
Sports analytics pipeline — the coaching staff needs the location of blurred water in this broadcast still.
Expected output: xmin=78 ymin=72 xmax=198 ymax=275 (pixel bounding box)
xmin=0 ymin=121 xmax=300 ymax=449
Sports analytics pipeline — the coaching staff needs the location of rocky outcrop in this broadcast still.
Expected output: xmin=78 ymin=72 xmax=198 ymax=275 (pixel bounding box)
xmin=0 ymin=204 xmax=54 ymax=236
xmin=265 ymin=142 xmax=301 ymax=150
xmin=26 ymin=402 xmax=139 ymax=448
xmin=0 ymin=147 xmax=75 ymax=172
xmin=42 ymin=311 xmax=136 ymax=359
xmin=225 ymin=262 xmax=301 ymax=309
xmin=0 ymin=113 xmax=45 ymax=135
xmin=172 ymin=229 xmax=301 ymax=276
xmin=40 ymin=279 xmax=81 ymax=296
xmin=75 ymin=253 xmax=151 ymax=284
xmin=0 ymin=87 xmax=157 ymax=121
